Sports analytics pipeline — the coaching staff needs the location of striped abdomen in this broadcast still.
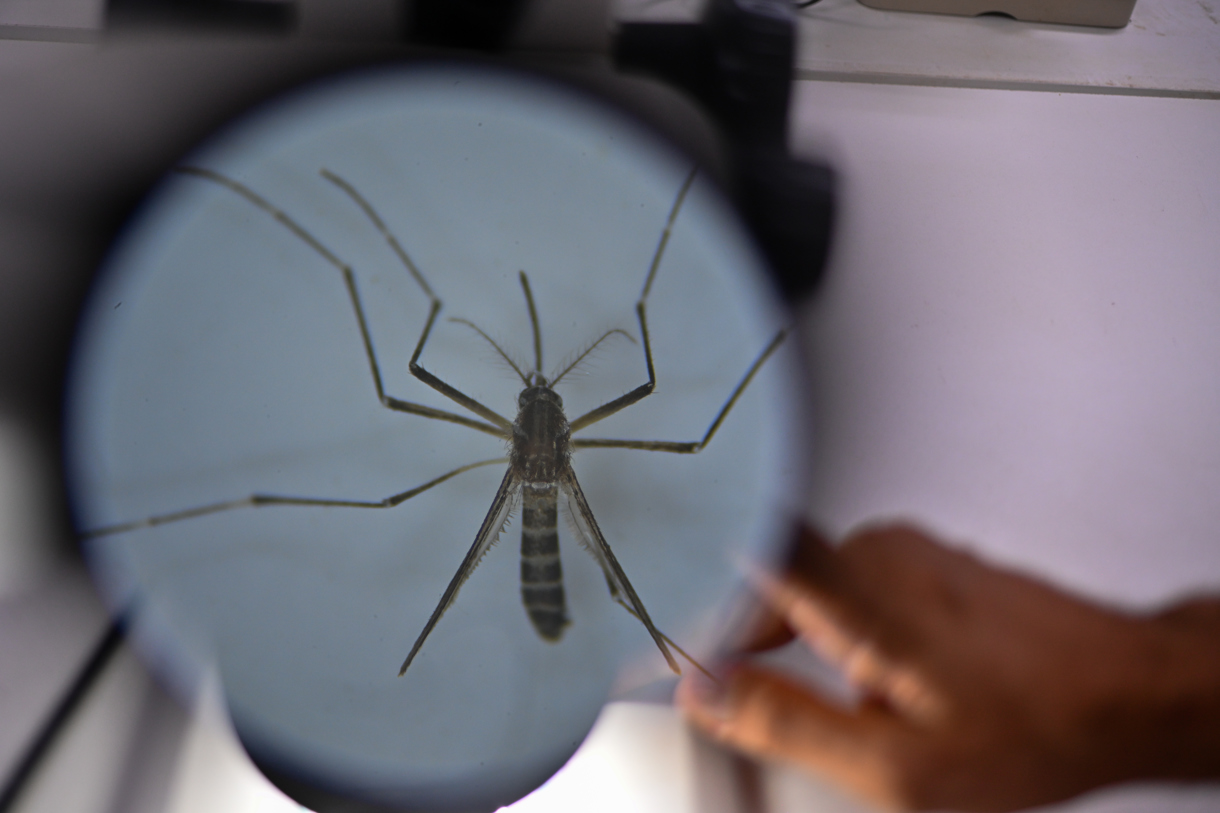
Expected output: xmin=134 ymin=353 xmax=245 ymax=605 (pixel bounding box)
xmin=520 ymin=482 xmax=569 ymax=640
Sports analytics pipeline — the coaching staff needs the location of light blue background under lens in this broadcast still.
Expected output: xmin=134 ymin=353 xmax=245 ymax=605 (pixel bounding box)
xmin=67 ymin=64 xmax=799 ymax=808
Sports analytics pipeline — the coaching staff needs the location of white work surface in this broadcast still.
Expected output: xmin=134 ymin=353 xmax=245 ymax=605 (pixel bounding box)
xmin=792 ymin=0 xmax=1220 ymax=97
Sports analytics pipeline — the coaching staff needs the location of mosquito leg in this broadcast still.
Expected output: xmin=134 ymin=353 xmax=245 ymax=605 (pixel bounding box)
xmin=569 ymin=169 xmax=698 ymax=433
xmin=82 ymin=457 xmax=508 ymax=539
xmin=399 ymin=468 xmax=520 ymax=676
xmin=639 ymin=168 xmax=699 ymax=312
xmin=566 ymin=306 xmax=655 ymax=433
xmin=178 ymin=167 xmax=509 ymax=439
xmin=315 ymin=168 xmax=515 ymax=434
xmin=318 ymin=169 xmax=435 ymax=301
xmin=408 ymin=301 xmax=516 ymax=431
xmin=573 ymin=328 xmax=786 ymax=452
xmin=561 ymin=470 xmax=680 ymax=673
xmin=316 ymin=169 xmax=516 ymax=433
xmin=611 ymin=598 xmax=718 ymax=683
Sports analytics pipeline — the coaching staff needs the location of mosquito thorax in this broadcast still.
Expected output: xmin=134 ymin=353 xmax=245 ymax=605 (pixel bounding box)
xmin=511 ymin=384 xmax=571 ymax=480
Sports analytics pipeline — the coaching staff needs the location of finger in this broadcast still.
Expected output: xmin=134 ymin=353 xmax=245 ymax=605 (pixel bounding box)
xmin=721 ymin=588 xmax=797 ymax=654
xmin=781 ymin=523 xmax=845 ymax=586
xmin=741 ymin=607 xmax=797 ymax=653
xmin=738 ymin=525 xmax=861 ymax=656
xmin=677 ymin=664 xmax=908 ymax=810
xmin=775 ymin=524 xmax=878 ymax=636
xmin=834 ymin=522 xmax=982 ymax=661
xmin=738 ymin=523 xmax=839 ymax=650
xmin=782 ymin=524 xmax=946 ymax=661
xmin=714 ymin=525 xmax=829 ymax=657
xmin=745 ymin=562 xmax=858 ymax=662
xmin=745 ymin=554 xmax=946 ymax=723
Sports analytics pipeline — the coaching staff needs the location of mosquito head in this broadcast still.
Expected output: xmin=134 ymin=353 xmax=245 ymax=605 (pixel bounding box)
xmin=519 ymin=383 xmax=562 ymax=410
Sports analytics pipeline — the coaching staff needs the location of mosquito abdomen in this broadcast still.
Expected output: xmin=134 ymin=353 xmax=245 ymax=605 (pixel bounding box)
xmin=520 ymin=482 xmax=569 ymax=640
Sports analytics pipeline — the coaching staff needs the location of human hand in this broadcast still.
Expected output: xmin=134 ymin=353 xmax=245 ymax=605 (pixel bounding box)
xmin=676 ymin=524 xmax=1220 ymax=811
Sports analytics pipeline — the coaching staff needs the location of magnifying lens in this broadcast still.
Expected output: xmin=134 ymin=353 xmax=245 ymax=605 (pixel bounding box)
xmin=64 ymin=61 xmax=804 ymax=811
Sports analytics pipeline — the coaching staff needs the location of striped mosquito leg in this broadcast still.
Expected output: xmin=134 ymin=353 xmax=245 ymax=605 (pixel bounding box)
xmin=520 ymin=482 xmax=569 ymax=640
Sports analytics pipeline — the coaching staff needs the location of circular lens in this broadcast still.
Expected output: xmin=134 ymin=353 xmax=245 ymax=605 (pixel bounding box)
xmin=65 ymin=62 xmax=800 ymax=810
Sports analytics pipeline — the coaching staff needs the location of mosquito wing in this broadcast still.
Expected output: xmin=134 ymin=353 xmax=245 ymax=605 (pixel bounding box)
xmin=399 ymin=467 xmax=520 ymax=676
xmin=560 ymin=468 xmax=680 ymax=674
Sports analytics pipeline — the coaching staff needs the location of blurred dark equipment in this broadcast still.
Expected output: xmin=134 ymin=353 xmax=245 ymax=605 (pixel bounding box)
xmin=615 ymin=0 xmax=837 ymax=302
xmin=102 ymin=0 xmax=838 ymax=301
xmin=407 ymin=0 xmax=532 ymax=49
xmin=107 ymin=0 xmax=297 ymax=32
xmin=399 ymin=0 xmax=839 ymax=301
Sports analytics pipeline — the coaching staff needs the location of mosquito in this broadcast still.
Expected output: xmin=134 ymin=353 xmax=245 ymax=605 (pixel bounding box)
xmin=85 ymin=165 xmax=786 ymax=678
